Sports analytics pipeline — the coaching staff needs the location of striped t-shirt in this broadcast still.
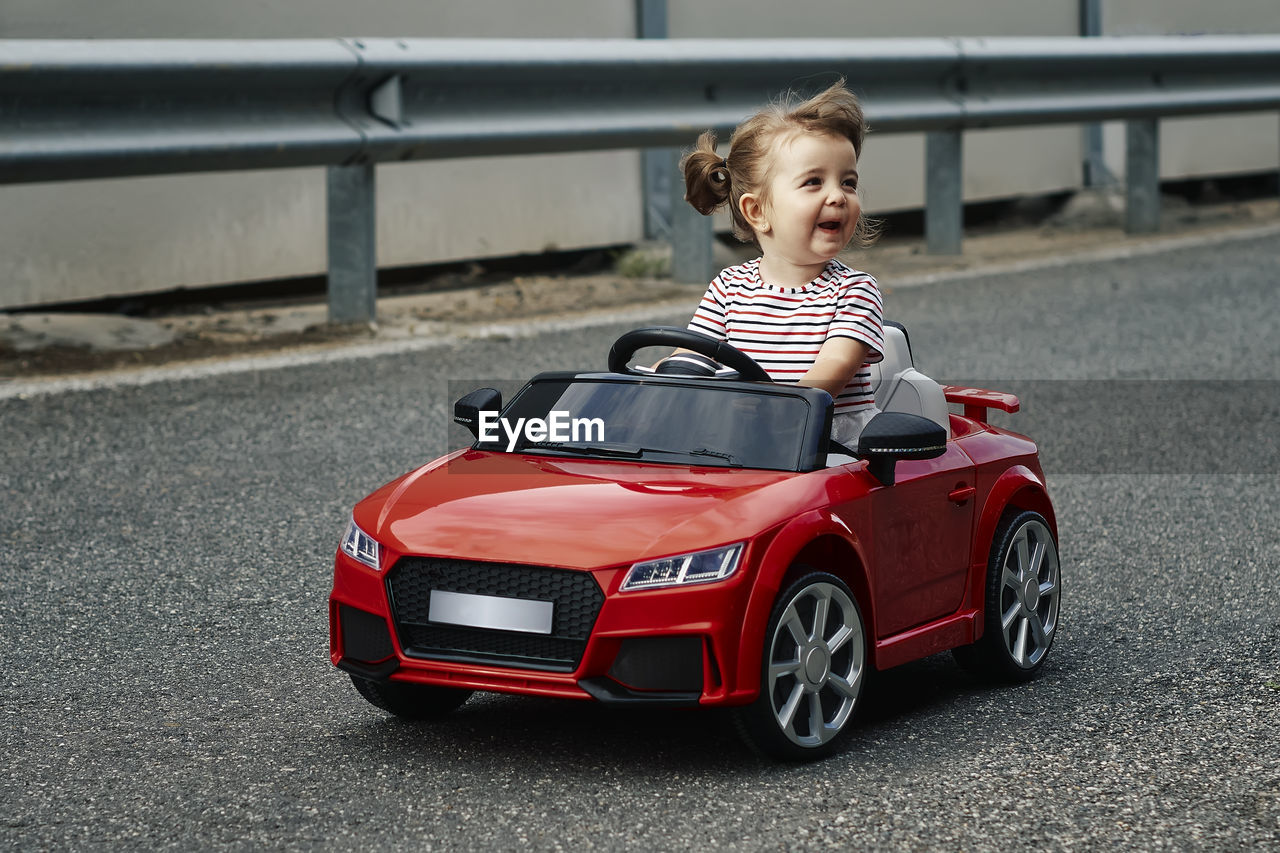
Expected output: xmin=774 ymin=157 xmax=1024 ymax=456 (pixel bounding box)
xmin=688 ymin=258 xmax=885 ymax=415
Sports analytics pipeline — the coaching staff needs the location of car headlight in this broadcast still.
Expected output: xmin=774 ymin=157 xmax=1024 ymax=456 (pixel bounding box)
xmin=340 ymin=517 xmax=381 ymax=570
xmin=621 ymin=542 xmax=745 ymax=591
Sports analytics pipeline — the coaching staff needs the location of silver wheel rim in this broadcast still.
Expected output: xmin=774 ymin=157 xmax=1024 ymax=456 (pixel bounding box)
xmin=767 ymin=581 xmax=864 ymax=748
xmin=997 ymin=519 xmax=1060 ymax=669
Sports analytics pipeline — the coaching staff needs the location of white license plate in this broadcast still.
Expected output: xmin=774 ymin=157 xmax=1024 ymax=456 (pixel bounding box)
xmin=428 ymin=590 xmax=554 ymax=635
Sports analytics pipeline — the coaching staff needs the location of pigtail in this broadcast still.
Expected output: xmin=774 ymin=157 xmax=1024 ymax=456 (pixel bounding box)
xmin=681 ymin=131 xmax=732 ymax=215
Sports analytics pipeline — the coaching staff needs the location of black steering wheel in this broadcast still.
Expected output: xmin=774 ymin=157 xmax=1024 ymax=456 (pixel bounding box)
xmin=607 ymin=326 xmax=772 ymax=383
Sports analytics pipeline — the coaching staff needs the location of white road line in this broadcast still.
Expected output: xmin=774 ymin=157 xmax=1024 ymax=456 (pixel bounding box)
xmin=4 ymin=220 xmax=1279 ymax=401
xmin=889 ymin=221 xmax=1280 ymax=289
xmin=0 ymin=300 xmax=694 ymax=400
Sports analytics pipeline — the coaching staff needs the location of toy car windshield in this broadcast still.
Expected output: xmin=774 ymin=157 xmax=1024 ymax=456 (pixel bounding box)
xmin=475 ymin=375 xmax=827 ymax=472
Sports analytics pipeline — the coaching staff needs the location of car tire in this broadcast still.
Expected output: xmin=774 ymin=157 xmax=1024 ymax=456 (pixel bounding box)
xmin=953 ymin=509 xmax=1061 ymax=682
xmin=349 ymin=674 xmax=473 ymax=720
xmin=733 ymin=570 xmax=867 ymax=761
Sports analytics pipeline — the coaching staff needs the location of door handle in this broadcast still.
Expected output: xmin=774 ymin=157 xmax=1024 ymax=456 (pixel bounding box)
xmin=948 ymin=485 xmax=975 ymax=505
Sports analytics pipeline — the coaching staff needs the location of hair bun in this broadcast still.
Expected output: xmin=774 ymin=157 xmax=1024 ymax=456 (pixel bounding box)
xmin=681 ymin=133 xmax=732 ymax=216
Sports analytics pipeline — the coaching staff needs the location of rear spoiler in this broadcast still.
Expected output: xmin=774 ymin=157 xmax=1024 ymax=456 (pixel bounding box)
xmin=942 ymin=385 xmax=1020 ymax=424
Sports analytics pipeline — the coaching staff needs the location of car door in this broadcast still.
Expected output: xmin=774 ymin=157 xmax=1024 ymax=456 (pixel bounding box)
xmin=866 ymin=443 xmax=976 ymax=638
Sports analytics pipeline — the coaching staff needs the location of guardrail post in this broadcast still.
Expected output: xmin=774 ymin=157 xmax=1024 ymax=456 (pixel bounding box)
xmin=1125 ymin=118 xmax=1160 ymax=234
xmin=1079 ymin=0 xmax=1113 ymax=187
xmin=642 ymin=154 xmax=674 ymax=240
xmin=327 ymin=163 xmax=377 ymax=325
xmin=637 ymin=0 xmax=672 ymax=240
xmin=926 ymin=130 xmax=963 ymax=255
xmin=668 ymin=149 xmax=715 ymax=284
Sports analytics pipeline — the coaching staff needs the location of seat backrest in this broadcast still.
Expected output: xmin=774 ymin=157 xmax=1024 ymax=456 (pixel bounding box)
xmin=866 ymin=324 xmax=950 ymax=435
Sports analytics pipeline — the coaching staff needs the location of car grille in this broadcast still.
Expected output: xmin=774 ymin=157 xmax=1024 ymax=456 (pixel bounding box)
xmin=386 ymin=557 xmax=605 ymax=672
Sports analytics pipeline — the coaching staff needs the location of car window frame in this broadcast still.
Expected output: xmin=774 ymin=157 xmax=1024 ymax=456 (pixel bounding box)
xmin=473 ymin=371 xmax=835 ymax=473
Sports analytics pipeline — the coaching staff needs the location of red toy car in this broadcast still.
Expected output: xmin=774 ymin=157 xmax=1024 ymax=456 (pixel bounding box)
xmin=328 ymin=325 xmax=1061 ymax=760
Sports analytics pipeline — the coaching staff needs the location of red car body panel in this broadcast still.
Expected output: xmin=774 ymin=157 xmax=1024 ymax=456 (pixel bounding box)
xmin=330 ymin=400 xmax=1054 ymax=708
xmin=363 ymin=450 xmax=810 ymax=571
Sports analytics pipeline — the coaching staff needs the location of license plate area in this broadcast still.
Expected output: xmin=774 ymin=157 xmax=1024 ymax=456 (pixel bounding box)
xmin=428 ymin=590 xmax=554 ymax=635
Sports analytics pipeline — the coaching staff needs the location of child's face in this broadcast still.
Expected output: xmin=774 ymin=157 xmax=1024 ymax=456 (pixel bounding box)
xmin=747 ymin=132 xmax=861 ymax=268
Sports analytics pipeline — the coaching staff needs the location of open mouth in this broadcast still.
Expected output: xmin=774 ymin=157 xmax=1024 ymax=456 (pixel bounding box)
xmin=817 ymin=220 xmax=842 ymax=233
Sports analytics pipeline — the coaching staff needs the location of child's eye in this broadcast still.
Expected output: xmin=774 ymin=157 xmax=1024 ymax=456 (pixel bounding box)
xmin=844 ymin=178 xmax=859 ymax=190
xmin=802 ymin=177 xmax=822 ymax=187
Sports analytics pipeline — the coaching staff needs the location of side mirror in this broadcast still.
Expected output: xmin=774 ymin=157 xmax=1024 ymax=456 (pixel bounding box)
xmin=856 ymin=412 xmax=947 ymax=486
xmin=453 ymin=387 xmax=502 ymax=439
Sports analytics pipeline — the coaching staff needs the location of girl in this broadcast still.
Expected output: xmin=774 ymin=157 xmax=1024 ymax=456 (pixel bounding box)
xmin=674 ymin=80 xmax=885 ymax=446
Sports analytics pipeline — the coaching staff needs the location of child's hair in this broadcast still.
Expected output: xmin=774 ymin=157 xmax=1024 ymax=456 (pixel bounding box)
xmin=682 ymin=79 xmax=877 ymax=248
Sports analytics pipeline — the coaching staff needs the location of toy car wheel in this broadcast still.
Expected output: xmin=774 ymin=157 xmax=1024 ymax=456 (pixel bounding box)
xmin=734 ymin=570 xmax=866 ymax=761
xmin=953 ymin=510 xmax=1061 ymax=681
xmin=349 ymin=674 xmax=473 ymax=720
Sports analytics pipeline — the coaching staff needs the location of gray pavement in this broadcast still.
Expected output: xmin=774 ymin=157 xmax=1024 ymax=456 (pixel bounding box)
xmin=2 ymin=231 xmax=1279 ymax=850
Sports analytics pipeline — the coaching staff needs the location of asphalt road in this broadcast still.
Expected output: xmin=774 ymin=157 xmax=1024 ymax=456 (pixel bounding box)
xmin=2 ymin=234 xmax=1278 ymax=850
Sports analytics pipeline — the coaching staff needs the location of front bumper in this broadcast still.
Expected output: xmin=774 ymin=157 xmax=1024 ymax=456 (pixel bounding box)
xmin=329 ymin=550 xmax=758 ymax=706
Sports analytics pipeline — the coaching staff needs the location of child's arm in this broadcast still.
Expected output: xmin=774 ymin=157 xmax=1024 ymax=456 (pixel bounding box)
xmin=797 ymin=338 xmax=871 ymax=399
xmin=649 ymin=347 xmax=693 ymax=369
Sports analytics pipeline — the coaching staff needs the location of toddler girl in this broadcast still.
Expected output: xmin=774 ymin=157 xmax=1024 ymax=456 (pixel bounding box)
xmin=677 ymin=80 xmax=884 ymax=446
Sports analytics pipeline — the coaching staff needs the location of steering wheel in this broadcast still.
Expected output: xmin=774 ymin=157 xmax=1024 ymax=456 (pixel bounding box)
xmin=607 ymin=326 xmax=772 ymax=383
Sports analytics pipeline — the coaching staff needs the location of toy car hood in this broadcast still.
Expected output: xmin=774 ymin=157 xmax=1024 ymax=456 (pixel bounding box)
xmin=355 ymin=448 xmax=827 ymax=570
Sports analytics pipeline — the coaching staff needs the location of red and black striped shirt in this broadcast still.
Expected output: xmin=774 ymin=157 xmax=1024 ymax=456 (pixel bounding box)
xmin=688 ymin=258 xmax=885 ymax=414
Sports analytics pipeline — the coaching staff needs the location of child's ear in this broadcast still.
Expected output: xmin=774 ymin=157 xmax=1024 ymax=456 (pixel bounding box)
xmin=739 ymin=193 xmax=770 ymax=235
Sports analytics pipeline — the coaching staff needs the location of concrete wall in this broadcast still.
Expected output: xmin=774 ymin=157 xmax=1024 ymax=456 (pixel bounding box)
xmin=0 ymin=1 xmax=641 ymax=308
xmin=0 ymin=0 xmax=634 ymax=39
xmin=669 ymin=0 xmax=1083 ymax=217
xmin=1 ymin=1 xmax=1276 ymax=309
xmin=1099 ymin=0 xmax=1280 ymax=183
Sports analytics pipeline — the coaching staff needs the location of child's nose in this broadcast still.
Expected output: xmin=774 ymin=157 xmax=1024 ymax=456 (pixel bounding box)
xmin=825 ymin=185 xmax=845 ymax=205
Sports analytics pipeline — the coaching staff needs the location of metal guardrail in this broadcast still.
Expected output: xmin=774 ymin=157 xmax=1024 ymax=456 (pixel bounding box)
xmin=4 ymin=36 xmax=1280 ymax=321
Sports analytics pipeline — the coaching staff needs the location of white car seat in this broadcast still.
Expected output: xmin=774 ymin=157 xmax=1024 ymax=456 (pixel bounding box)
xmin=866 ymin=323 xmax=950 ymax=437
